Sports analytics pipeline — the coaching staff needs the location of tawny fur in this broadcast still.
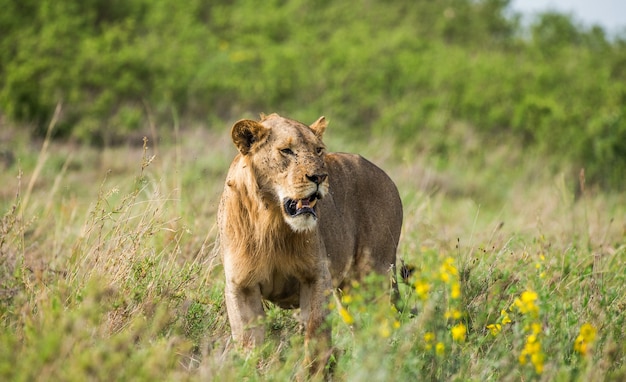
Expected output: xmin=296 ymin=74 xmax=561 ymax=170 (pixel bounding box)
xmin=217 ymin=113 xmax=403 ymax=375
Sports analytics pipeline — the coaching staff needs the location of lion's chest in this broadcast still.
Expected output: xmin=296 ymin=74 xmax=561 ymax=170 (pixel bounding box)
xmin=251 ymin=242 xmax=322 ymax=308
xmin=259 ymin=271 xmax=301 ymax=308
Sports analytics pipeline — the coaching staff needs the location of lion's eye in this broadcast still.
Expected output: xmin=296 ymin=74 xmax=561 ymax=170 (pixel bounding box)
xmin=316 ymin=147 xmax=325 ymax=155
xmin=280 ymin=148 xmax=294 ymax=155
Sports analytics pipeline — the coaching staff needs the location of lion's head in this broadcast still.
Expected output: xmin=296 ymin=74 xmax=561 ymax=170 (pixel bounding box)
xmin=230 ymin=113 xmax=329 ymax=232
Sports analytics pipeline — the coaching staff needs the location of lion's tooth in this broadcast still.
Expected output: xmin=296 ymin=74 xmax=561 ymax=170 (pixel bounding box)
xmin=309 ymin=199 xmax=317 ymax=208
xmin=296 ymin=200 xmax=303 ymax=209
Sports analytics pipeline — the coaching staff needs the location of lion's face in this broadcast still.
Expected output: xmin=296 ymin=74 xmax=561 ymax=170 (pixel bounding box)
xmin=231 ymin=114 xmax=329 ymax=232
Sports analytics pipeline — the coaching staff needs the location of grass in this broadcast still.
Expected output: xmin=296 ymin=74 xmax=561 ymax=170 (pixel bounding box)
xmin=0 ymin=117 xmax=625 ymax=381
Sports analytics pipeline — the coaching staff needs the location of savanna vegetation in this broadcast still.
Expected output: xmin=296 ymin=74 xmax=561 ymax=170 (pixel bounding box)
xmin=1 ymin=0 xmax=625 ymax=380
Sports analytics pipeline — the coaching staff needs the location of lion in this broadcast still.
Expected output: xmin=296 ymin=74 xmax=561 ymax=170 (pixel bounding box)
xmin=218 ymin=113 xmax=403 ymax=374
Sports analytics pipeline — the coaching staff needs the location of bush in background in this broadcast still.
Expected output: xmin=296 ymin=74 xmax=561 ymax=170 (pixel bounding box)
xmin=0 ymin=0 xmax=625 ymax=187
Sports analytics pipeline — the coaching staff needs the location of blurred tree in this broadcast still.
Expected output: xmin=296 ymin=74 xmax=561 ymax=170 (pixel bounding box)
xmin=0 ymin=0 xmax=624 ymax=187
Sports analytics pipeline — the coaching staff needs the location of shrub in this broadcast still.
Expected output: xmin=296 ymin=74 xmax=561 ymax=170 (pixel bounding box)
xmin=0 ymin=0 xmax=625 ymax=187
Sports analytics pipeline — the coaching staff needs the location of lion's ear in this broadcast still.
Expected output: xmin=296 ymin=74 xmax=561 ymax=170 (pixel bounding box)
xmin=310 ymin=116 xmax=326 ymax=138
xmin=231 ymin=119 xmax=270 ymax=155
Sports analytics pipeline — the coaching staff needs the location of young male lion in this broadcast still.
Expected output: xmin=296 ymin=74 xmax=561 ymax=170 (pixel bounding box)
xmin=218 ymin=113 xmax=403 ymax=374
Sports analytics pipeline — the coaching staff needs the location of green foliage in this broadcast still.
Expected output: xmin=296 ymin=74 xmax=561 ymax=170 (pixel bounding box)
xmin=1 ymin=0 xmax=625 ymax=186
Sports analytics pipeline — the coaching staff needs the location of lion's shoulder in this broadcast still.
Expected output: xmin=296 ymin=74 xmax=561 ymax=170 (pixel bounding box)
xmin=321 ymin=152 xmax=402 ymax=220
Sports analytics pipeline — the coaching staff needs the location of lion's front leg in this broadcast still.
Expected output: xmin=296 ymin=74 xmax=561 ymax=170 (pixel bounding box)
xmin=224 ymin=279 xmax=265 ymax=348
xmin=299 ymin=265 xmax=333 ymax=376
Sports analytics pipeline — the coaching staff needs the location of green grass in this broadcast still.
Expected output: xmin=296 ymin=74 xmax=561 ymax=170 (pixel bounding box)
xmin=0 ymin=120 xmax=625 ymax=381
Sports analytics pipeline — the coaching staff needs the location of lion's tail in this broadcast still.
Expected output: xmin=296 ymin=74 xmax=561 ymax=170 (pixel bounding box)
xmin=391 ymin=259 xmax=418 ymax=316
xmin=399 ymin=259 xmax=416 ymax=285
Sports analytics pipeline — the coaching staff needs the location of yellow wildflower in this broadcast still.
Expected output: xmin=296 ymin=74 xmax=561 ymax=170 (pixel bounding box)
xmin=444 ymin=309 xmax=462 ymax=320
xmin=339 ymin=307 xmax=354 ymax=325
xmin=451 ymin=282 xmax=461 ymax=299
xmin=536 ymin=255 xmax=546 ymax=277
xmin=580 ymin=322 xmax=597 ymax=342
xmin=519 ymin=334 xmax=544 ymax=374
xmin=451 ymin=323 xmax=467 ymax=342
xmin=501 ymin=310 xmax=512 ymax=325
xmin=414 ymin=280 xmax=430 ymax=301
xmin=443 ymin=257 xmax=459 ymax=276
xmin=513 ymin=290 xmax=539 ymax=316
xmin=424 ymin=332 xmax=435 ymax=350
xmin=439 ymin=257 xmax=459 ymax=283
xmin=521 ymin=290 xmax=538 ymax=304
xmin=487 ymin=323 xmax=502 ymax=336
xmin=440 ymin=271 xmax=450 ymax=283
xmin=574 ymin=336 xmax=587 ymax=355
xmin=531 ymin=352 xmax=544 ymax=374
xmin=424 ymin=332 xmax=435 ymax=343
xmin=574 ymin=322 xmax=597 ymax=355
xmin=341 ymin=294 xmax=353 ymax=304
xmin=531 ymin=322 xmax=542 ymax=335
xmin=436 ymin=342 xmax=445 ymax=356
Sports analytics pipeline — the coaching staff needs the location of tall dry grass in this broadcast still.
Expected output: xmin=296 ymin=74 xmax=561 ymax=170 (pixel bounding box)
xmin=0 ymin=114 xmax=625 ymax=380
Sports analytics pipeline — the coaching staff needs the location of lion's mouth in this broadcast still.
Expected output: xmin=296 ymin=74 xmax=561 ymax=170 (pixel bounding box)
xmin=283 ymin=193 xmax=321 ymax=218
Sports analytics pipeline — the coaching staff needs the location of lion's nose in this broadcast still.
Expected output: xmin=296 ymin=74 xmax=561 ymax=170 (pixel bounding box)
xmin=306 ymin=174 xmax=327 ymax=185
